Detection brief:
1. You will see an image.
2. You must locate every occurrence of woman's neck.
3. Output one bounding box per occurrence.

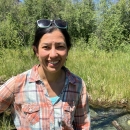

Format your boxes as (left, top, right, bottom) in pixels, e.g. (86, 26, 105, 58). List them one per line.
(38, 65, 64, 83)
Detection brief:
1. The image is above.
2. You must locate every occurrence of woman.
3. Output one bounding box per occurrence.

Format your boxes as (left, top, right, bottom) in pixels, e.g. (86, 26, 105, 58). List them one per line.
(0, 19, 91, 129)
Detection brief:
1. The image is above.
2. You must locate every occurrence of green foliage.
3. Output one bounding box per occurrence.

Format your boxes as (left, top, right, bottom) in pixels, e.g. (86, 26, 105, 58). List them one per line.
(60, 0, 95, 42)
(0, 47, 38, 81)
(0, 0, 129, 51)
(88, 0, 130, 51)
(1, 45, 130, 103)
(66, 45, 130, 103)
(0, 111, 15, 129)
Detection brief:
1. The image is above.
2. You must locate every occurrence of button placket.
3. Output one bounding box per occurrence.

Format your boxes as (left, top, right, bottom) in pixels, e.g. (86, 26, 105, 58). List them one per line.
(29, 108, 32, 113)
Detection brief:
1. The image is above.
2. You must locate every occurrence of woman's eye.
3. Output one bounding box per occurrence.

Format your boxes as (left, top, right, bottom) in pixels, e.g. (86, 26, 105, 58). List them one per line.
(57, 46, 65, 49)
(42, 46, 49, 49)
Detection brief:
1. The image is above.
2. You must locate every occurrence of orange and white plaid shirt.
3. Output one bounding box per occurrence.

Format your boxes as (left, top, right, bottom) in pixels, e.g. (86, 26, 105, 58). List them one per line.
(0, 65, 91, 130)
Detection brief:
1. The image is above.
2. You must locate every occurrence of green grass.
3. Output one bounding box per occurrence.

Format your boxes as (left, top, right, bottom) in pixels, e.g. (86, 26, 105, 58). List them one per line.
(66, 46, 130, 108)
(0, 46, 130, 105)
(0, 111, 15, 130)
(0, 45, 130, 129)
(0, 47, 38, 81)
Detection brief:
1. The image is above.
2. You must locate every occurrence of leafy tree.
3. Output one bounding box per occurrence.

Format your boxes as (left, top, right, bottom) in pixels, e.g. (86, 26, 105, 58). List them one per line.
(0, 0, 23, 48)
(0, 0, 129, 51)
(118, 0, 130, 44)
(89, 0, 129, 51)
(60, 0, 95, 44)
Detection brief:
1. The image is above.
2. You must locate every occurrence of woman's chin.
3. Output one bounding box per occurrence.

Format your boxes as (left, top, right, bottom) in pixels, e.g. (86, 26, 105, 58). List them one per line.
(46, 67, 61, 73)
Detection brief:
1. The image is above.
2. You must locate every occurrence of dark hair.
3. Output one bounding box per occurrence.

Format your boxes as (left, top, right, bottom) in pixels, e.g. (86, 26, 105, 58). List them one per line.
(33, 25, 72, 54)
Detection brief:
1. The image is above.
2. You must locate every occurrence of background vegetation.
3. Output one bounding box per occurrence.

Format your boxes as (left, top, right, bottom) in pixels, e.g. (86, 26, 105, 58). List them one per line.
(0, 0, 130, 129)
(0, 0, 129, 50)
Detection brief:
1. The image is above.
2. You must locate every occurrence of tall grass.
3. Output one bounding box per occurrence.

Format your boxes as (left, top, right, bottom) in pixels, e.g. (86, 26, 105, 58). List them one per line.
(0, 47, 38, 81)
(66, 45, 130, 108)
(0, 45, 130, 128)
(0, 45, 130, 105)
(0, 112, 15, 130)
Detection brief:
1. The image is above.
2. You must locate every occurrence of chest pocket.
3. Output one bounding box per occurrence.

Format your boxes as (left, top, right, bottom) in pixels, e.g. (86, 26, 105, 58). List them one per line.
(21, 103, 40, 126)
(63, 101, 76, 126)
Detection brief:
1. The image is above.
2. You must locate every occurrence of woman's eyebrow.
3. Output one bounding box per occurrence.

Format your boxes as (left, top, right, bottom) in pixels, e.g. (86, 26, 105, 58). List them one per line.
(41, 42, 50, 45)
(41, 42, 66, 45)
(56, 42, 66, 45)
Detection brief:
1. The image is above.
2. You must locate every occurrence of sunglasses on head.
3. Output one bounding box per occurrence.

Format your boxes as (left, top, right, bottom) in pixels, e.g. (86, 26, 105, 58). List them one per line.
(37, 19, 68, 29)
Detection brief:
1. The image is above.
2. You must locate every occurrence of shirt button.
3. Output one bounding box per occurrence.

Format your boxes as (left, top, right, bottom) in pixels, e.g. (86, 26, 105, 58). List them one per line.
(29, 108, 32, 112)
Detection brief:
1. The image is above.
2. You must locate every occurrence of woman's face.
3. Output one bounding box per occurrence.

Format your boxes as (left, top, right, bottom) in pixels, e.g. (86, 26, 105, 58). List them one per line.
(35, 29, 68, 74)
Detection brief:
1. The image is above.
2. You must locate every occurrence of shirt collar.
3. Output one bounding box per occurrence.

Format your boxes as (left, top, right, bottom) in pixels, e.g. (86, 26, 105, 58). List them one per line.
(63, 67, 77, 85)
(28, 65, 77, 85)
(28, 65, 41, 82)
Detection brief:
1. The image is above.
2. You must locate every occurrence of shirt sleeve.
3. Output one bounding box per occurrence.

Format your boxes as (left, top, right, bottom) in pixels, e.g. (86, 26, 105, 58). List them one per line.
(73, 80, 91, 130)
(0, 77, 16, 113)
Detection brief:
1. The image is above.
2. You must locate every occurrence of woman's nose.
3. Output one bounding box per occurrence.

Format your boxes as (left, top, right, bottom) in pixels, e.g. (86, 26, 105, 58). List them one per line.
(49, 48, 58, 58)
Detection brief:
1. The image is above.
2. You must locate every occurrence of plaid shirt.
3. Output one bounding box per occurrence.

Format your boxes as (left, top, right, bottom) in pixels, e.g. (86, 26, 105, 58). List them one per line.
(0, 65, 91, 130)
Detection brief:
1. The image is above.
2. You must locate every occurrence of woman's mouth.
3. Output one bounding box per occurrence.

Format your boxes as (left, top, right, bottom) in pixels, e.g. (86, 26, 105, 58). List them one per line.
(48, 61, 59, 65)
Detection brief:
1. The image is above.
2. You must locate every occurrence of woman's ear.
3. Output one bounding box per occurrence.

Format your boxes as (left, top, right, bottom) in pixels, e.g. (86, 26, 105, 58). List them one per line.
(32, 46, 39, 57)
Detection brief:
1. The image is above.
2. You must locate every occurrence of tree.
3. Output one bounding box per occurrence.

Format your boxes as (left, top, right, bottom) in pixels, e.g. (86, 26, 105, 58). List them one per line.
(60, 0, 96, 43)
(89, 0, 129, 51)
(0, 0, 24, 48)
(0, 0, 129, 51)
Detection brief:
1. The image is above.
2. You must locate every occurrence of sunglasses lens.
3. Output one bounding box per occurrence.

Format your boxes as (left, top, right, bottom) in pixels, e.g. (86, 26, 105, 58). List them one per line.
(37, 19, 50, 28)
(37, 19, 67, 29)
(55, 20, 67, 28)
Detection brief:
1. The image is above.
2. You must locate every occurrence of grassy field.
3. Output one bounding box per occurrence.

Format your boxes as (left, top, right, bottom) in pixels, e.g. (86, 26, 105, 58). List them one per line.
(67, 46, 130, 108)
(0, 45, 130, 129)
(0, 46, 130, 106)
